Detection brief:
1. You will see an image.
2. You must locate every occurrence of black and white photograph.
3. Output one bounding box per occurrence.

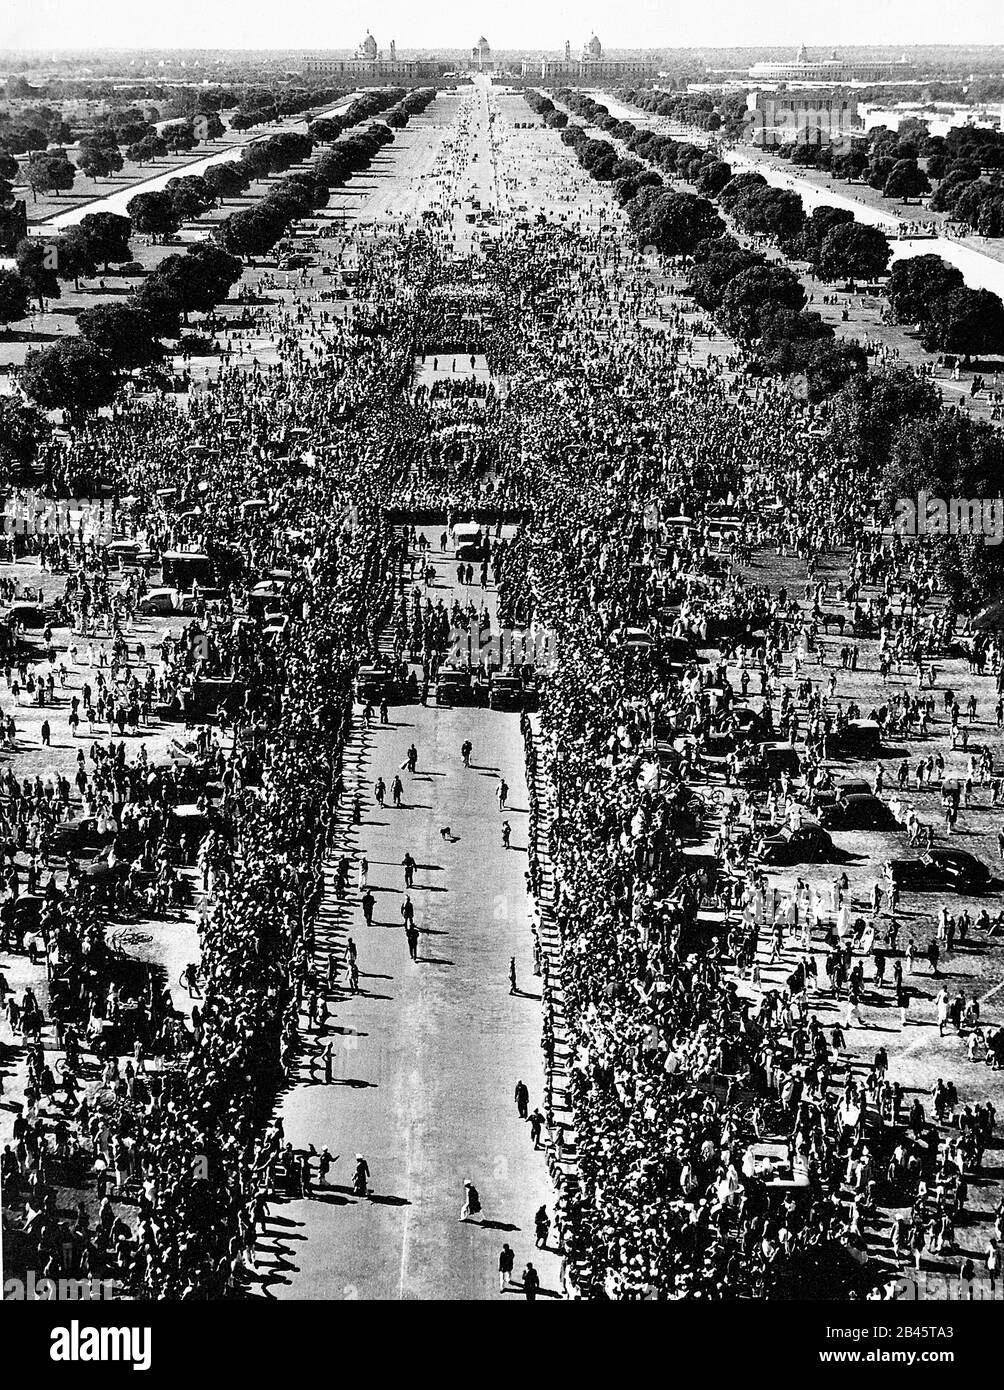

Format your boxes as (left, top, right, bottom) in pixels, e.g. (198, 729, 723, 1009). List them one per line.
(0, 0, 1003, 1365)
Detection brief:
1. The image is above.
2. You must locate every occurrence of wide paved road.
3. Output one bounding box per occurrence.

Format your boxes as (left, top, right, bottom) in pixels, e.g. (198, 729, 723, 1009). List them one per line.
(257, 529, 561, 1300)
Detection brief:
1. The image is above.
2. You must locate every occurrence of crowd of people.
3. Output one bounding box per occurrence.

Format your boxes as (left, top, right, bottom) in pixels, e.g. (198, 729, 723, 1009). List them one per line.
(1, 77, 1003, 1304)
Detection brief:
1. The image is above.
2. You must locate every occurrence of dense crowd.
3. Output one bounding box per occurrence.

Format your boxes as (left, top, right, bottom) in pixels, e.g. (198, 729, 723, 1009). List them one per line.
(2, 79, 1004, 1303)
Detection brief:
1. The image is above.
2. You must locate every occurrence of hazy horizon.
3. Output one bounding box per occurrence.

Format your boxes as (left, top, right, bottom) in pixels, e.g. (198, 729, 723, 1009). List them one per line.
(5, 0, 1002, 56)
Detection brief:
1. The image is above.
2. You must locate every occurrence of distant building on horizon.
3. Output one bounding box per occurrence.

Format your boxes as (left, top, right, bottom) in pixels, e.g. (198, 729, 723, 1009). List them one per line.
(472, 36, 493, 72)
(304, 30, 448, 81)
(748, 45, 915, 85)
(526, 33, 656, 84)
(750, 89, 863, 148)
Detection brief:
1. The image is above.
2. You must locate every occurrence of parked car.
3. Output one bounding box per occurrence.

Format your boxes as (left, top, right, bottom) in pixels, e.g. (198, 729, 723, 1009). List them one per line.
(828, 719, 882, 757)
(136, 588, 176, 616)
(818, 793, 898, 830)
(487, 673, 525, 711)
(454, 523, 485, 561)
(758, 823, 834, 865)
(355, 665, 400, 705)
(435, 667, 475, 706)
(889, 850, 991, 895)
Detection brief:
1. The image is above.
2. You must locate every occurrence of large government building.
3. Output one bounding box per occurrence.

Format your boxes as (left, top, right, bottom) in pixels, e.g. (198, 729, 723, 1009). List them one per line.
(749, 90, 863, 148)
(303, 32, 449, 81)
(748, 45, 915, 85)
(525, 34, 657, 83)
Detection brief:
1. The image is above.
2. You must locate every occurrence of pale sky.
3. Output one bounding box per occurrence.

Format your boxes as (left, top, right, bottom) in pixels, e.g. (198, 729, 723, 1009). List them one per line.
(3, 0, 1001, 54)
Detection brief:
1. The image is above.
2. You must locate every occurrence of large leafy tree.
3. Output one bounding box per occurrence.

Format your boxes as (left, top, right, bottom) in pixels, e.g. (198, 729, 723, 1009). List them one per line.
(0, 268, 30, 329)
(214, 205, 289, 259)
(0, 397, 49, 476)
(14, 237, 60, 308)
(127, 189, 180, 242)
(804, 340, 868, 404)
(53, 227, 98, 288)
(921, 286, 1004, 357)
(77, 211, 133, 271)
(202, 161, 249, 202)
(832, 148, 868, 182)
(885, 255, 965, 326)
(628, 189, 724, 256)
(719, 263, 806, 339)
(882, 158, 931, 202)
(76, 302, 163, 369)
(21, 338, 118, 422)
(817, 223, 891, 281)
(827, 366, 941, 473)
(730, 185, 805, 243)
(786, 205, 854, 262)
(132, 276, 184, 337)
(25, 150, 74, 199)
(79, 144, 124, 181)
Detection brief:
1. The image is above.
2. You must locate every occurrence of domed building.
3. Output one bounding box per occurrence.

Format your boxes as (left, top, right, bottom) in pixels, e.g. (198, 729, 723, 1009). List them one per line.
(471, 36, 493, 71)
(305, 31, 449, 81)
(533, 32, 655, 84)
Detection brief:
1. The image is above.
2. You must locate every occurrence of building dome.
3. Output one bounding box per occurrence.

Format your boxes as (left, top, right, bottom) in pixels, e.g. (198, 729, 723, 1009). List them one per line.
(586, 33, 602, 60)
(359, 31, 378, 60)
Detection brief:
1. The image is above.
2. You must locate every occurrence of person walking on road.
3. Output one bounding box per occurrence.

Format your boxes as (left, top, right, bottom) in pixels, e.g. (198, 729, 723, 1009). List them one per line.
(406, 923, 420, 961)
(509, 956, 518, 995)
(392, 774, 404, 808)
(361, 890, 375, 926)
(374, 776, 386, 808)
(522, 1262, 540, 1301)
(501, 820, 511, 849)
(403, 852, 416, 888)
(406, 743, 418, 773)
(461, 739, 473, 768)
(529, 1108, 544, 1149)
(497, 777, 509, 810)
(534, 1205, 550, 1249)
(514, 1079, 529, 1119)
(459, 1180, 482, 1222)
(402, 895, 415, 930)
(498, 1243, 515, 1293)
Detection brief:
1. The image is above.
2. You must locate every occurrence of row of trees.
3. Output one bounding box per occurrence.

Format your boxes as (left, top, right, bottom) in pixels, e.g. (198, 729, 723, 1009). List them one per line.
(217, 87, 437, 259)
(528, 94, 862, 394)
(827, 361, 1004, 610)
(7, 87, 438, 408)
(554, 94, 1004, 610)
(0, 211, 134, 329)
(607, 90, 1004, 358)
(885, 254, 1004, 356)
(930, 172, 1004, 239)
(687, 233, 868, 393)
(610, 85, 749, 139)
(228, 86, 346, 133)
(15, 236, 244, 418)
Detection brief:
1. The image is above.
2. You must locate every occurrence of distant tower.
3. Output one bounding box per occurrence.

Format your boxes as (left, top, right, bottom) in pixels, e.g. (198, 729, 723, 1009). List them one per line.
(795, 42, 809, 64)
(564, 39, 571, 62)
(474, 36, 492, 71)
(390, 39, 396, 61)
